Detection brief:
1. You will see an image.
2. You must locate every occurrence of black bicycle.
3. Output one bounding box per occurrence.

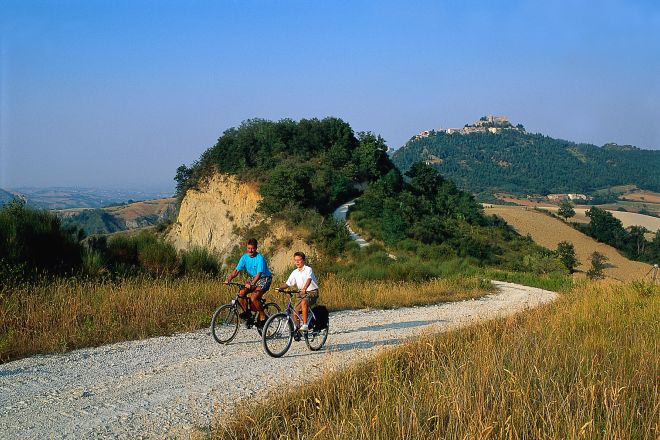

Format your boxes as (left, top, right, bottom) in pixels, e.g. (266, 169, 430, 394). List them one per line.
(261, 288, 329, 358)
(210, 282, 280, 344)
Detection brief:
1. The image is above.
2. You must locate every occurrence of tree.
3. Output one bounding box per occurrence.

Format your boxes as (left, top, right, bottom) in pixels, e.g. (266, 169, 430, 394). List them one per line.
(174, 164, 193, 197)
(586, 251, 608, 279)
(586, 207, 625, 247)
(556, 241, 578, 273)
(558, 200, 575, 220)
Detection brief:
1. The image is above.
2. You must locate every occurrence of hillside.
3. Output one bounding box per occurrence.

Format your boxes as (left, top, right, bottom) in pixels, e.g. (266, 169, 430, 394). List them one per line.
(0, 189, 18, 205)
(485, 205, 652, 281)
(58, 198, 176, 235)
(391, 116, 660, 198)
(5, 187, 173, 210)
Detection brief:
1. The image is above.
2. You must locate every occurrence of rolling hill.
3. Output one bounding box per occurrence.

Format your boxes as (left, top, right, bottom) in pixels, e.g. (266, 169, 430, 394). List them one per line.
(391, 116, 660, 198)
(485, 205, 652, 282)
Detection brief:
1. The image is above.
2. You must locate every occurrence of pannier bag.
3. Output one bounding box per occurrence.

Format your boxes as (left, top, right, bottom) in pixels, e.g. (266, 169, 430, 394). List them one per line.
(311, 305, 329, 330)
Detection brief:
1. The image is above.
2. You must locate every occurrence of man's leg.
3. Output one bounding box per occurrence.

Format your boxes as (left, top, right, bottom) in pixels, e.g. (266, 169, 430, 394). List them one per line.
(238, 288, 250, 319)
(250, 288, 266, 321)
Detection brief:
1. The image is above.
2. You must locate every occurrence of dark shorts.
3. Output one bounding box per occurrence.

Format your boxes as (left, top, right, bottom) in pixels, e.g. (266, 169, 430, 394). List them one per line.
(254, 276, 272, 292)
(295, 289, 319, 312)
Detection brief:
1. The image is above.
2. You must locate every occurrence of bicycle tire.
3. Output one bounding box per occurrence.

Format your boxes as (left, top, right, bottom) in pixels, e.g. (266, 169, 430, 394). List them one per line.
(255, 302, 282, 336)
(211, 304, 239, 344)
(262, 313, 293, 358)
(305, 322, 329, 351)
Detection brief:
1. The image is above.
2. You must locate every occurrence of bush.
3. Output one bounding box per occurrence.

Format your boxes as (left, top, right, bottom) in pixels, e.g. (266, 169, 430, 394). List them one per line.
(181, 246, 220, 275)
(0, 200, 82, 276)
(587, 251, 608, 279)
(556, 241, 578, 273)
(134, 232, 179, 276)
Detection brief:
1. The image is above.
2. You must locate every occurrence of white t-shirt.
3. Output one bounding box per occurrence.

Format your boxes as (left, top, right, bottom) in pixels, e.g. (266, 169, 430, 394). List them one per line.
(286, 265, 319, 291)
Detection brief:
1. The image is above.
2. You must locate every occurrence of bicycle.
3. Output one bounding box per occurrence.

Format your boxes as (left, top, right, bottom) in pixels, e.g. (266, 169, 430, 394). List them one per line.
(261, 288, 329, 358)
(210, 282, 280, 344)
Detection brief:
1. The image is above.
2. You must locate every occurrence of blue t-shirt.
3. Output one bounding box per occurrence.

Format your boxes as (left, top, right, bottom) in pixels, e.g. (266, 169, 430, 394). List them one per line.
(235, 253, 272, 277)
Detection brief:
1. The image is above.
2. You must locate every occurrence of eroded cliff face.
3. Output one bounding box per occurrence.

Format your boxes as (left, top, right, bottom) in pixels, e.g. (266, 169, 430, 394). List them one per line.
(168, 173, 314, 276)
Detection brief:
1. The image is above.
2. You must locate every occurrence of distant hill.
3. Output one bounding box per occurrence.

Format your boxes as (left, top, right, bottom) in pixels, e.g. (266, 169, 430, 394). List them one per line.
(7, 187, 174, 210)
(58, 198, 177, 235)
(391, 116, 660, 198)
(0, 188, 19, 205)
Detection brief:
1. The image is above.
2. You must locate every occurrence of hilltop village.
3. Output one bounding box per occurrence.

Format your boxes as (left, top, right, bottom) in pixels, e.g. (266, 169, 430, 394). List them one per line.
(413, 115, 525, 141)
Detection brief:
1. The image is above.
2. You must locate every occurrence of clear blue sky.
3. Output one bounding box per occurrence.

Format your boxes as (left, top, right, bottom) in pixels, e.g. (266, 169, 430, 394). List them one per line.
(1, 0, 659, 189)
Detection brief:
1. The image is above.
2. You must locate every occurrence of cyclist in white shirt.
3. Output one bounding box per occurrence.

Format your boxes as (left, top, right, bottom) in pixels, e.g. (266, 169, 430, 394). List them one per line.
(279, 251, 319, 332)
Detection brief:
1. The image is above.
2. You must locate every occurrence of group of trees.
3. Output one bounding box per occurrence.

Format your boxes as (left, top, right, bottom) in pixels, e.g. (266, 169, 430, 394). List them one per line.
(349, 162, 545, 266)
(392, 130, 660, 198)
(175, 118, 393, 215)
(575, 207, 660, 263)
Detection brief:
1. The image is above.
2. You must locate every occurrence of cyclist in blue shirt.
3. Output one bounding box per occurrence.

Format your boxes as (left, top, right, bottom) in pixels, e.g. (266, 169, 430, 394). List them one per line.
(224, 238, 273, 328)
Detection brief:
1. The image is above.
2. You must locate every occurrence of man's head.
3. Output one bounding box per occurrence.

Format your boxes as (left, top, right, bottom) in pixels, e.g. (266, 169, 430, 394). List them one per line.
(246, 238, 258, 256)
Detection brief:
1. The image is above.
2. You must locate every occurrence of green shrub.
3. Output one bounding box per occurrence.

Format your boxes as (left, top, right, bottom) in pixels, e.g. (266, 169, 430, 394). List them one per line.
(134, 232, 179, 276)
(0, 200, 82, 276)
(181, 246, 220, 275)
(82, 249, 105, 277)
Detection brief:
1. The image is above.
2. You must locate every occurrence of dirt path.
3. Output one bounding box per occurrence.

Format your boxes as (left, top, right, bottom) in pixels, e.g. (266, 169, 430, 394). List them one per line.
(0, 281, 556, 439)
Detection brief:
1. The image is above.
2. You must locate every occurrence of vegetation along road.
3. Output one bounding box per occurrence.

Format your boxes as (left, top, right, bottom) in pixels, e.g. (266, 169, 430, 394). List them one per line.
(0, 281, 556, 439)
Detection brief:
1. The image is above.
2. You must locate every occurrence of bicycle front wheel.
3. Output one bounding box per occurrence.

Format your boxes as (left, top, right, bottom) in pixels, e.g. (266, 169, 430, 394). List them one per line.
(262, 313, 293, 358)
(256, 302, 283, 336)
(305, 322, 329, 351)
(211, 304, 239, 344)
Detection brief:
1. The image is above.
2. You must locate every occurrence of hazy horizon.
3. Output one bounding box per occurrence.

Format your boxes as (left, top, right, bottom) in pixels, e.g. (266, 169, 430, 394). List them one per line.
(2, 1, 659, 188)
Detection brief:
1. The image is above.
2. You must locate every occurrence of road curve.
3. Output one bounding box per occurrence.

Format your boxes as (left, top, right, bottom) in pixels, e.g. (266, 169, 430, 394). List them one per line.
(0, 281, 557, 439)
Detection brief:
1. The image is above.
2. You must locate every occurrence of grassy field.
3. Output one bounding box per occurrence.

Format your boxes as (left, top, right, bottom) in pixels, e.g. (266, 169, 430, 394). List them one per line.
(215, 281, 659, 439)
(485, 205, 653, 282)
(0, 275, 488, 363)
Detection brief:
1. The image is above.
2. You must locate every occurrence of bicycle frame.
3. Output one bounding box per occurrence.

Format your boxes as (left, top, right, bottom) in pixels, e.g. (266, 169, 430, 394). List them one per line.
(281, 290, 315, 328)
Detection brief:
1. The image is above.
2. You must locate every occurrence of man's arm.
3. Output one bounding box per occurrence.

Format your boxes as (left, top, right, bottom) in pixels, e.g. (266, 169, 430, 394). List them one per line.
(224, 269, 239, 284)
(249, 272, 263, 287)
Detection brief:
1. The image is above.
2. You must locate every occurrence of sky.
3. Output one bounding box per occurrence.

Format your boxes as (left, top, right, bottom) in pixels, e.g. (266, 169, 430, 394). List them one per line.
(1, 0, 659, 189)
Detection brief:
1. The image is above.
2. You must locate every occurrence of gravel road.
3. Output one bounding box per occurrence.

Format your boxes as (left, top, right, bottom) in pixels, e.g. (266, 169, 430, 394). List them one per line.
(0, 281, 556, 439)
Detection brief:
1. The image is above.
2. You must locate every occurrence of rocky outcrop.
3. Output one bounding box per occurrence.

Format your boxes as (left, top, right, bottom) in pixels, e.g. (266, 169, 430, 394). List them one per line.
(168, 173, 314, 275)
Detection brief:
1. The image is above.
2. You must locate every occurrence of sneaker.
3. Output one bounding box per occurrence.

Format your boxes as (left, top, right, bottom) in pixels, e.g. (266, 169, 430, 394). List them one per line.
(300, 323, 309, 332)
(239, 310, 251, 320)
(244, 316, 254, 328)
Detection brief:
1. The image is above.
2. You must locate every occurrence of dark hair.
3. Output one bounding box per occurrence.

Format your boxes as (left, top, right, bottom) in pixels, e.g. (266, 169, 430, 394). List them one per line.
(247, 238, 258, 247)
(293, 251, 306, 261)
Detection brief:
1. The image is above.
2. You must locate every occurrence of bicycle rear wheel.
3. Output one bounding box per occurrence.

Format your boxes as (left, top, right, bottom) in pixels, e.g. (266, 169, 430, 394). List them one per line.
(262, 313, 293, 358)
(305, 322, 329, 351)
(211, 304, 239, 344)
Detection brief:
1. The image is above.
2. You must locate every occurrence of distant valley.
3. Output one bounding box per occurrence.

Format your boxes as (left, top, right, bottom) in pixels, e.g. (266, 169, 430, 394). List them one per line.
(0, 186, 174, 210)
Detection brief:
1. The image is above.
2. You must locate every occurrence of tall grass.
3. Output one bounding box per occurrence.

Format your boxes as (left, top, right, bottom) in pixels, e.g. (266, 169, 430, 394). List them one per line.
(0, 276, 227, 362)
(0, 275, 487, 363)
(216, 281, 659, 439)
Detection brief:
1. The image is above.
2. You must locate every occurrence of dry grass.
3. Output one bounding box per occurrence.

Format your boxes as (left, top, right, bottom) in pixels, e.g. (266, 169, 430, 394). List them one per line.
(215, 281, 659, 440)
(486, 205, 652, 282)
(0, 275, 487, 363)
(0, 276, 228, 362)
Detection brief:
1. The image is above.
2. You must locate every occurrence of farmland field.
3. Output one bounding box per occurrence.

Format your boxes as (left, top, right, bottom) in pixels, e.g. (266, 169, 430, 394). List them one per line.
(485, 205, 653, 282)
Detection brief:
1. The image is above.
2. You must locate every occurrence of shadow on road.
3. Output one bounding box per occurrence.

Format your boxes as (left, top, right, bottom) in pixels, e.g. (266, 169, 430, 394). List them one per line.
(332, 337, 403, 351)
(355, 319, 445, 332)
